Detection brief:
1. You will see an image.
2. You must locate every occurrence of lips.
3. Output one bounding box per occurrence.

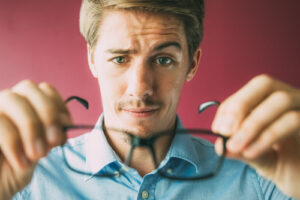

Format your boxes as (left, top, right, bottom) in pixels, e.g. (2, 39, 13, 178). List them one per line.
(122, 107, 159, 117)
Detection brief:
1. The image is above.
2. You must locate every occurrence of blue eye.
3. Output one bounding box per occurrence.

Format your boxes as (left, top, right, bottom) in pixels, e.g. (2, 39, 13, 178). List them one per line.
(155, 57, 173, 65)
(112, 56, 126, 64)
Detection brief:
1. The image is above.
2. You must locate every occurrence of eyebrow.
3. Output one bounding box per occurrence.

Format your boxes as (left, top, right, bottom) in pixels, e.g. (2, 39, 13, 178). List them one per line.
(105, 49, 137, 54)
(153, 42, 182, 52)
(105, 42, 182, 55)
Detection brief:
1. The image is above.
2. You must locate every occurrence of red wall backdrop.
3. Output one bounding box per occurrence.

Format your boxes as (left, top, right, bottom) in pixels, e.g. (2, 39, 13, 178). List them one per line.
(0, 0, 300, 133)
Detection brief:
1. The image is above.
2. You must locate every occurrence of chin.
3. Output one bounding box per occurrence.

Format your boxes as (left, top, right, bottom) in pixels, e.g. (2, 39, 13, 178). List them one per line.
(120, 119, 159, 135)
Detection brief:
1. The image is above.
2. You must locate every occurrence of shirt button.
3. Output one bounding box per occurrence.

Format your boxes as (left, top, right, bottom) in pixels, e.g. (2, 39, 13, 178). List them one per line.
(141, 190, 149, 199)
(114, 171, 120, 178)
(167, 168, 173, 174)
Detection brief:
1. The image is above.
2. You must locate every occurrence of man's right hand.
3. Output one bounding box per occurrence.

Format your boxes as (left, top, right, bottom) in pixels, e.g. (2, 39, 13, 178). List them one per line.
(0, 80, 72, 200)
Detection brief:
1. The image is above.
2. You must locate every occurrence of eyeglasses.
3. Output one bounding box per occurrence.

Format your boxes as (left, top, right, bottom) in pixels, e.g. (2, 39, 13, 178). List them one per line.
(62, 96, 228, 181)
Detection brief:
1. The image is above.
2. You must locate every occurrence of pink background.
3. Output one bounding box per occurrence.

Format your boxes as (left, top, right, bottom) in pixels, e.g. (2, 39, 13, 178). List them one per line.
(0, 0, 299, 134)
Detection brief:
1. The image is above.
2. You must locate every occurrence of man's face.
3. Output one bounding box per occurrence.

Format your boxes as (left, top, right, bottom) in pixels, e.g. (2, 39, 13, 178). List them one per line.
(89, 10, 199, 135)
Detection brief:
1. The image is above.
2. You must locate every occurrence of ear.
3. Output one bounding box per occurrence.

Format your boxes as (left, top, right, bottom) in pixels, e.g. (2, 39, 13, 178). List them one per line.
(186, 48, 201, 82)
(87, 44, 98, 78)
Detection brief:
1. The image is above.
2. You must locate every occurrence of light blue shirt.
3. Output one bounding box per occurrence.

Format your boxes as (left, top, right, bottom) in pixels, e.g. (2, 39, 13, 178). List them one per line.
(13, 115, 294, 200)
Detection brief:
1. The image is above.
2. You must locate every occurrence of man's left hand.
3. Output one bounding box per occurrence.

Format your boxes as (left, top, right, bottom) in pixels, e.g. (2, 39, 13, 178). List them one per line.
(212, 74, 300, 199)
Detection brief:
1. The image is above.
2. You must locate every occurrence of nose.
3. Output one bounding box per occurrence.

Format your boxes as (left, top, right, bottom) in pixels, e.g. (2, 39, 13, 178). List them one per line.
(126, 60, 154, 99)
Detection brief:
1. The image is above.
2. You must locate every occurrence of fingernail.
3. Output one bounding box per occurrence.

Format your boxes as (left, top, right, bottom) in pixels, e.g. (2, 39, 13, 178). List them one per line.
(46, 126, 61, 144)
(19, 153, 30, 168)
(227, 132, 244, 153)
(35, 139, 46, 156)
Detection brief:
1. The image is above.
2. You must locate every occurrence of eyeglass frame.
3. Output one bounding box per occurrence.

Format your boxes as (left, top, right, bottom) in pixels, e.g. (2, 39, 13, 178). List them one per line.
(61, 96, 229, 181)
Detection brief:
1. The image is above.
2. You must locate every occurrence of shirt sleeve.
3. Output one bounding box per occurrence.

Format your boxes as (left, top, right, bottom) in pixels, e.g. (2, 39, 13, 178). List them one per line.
(255, 171, 297, 200)
(11, 185, 31, 200)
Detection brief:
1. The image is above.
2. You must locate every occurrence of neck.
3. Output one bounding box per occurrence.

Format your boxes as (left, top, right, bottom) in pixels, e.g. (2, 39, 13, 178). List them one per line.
(104, 125, 175, 177)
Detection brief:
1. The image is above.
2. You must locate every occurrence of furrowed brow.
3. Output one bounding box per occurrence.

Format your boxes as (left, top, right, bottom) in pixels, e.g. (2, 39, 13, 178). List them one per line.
(105, 42, 182, 54)
(153, 42, 182, 52)
(105, 49, 137, 54)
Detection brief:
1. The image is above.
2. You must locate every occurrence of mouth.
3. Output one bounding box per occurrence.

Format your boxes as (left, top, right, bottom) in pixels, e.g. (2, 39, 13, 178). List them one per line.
(122, 107, 159, 118)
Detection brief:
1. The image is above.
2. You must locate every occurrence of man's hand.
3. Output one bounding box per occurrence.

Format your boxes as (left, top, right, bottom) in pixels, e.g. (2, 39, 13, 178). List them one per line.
(0, 80, 71, 200)
(212, 74, 300, 199)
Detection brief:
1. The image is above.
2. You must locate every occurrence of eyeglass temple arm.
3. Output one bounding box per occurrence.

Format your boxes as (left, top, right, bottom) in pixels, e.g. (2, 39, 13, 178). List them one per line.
(65, 96, 89, 110)
(125, 135, 160, 168)
(198, 100, 220, 114)
(125, 145, 134, 166)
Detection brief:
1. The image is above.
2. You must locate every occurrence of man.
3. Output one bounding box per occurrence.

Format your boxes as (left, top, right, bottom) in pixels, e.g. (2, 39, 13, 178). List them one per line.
(0, 0, 299, 199)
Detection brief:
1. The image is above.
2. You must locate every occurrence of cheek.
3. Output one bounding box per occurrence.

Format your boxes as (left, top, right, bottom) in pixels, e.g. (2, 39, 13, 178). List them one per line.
(97, 71, 127, 106)
(159, 75, 185, 106)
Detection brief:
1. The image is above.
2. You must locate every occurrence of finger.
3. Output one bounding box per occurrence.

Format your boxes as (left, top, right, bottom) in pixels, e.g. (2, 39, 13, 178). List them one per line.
(12, 80, 64, 147)
(39, 82, 72, 125)
(242, 110, 300, 159)
(227, 90, 300, 153)
(0, 114, 32, 170)
(214, 137, 243, 159)
(0, 89, 47, 161)
(39, 82, 72, 145)
(214, 138, 222, 155)
(212, 74, 296, 135)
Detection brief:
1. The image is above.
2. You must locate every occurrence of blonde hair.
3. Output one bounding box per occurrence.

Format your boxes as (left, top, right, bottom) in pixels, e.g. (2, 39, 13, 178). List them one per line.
(79, 0, 205, 61)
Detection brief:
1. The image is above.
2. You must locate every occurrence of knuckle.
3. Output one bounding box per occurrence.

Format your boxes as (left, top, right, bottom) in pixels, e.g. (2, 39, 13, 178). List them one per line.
(255, 74, 273, 83)
(39, 82, 52, 90)
(39, 82, 58, 94)
(260, 129, 275, 143)
(0, 90, 22, 109)
(287, 111, 300, 124)
(0, 89, 14, 101)
(252, 74, 274, 88)
(241, 114, 266, 135)
(273, 90, 293, 105)
(219, 101, 246, 119)
(19, 79, 36, 87)
(241, 119, 256, 134)
(13, 79, 37, 93)
(248, 114, 264, 127)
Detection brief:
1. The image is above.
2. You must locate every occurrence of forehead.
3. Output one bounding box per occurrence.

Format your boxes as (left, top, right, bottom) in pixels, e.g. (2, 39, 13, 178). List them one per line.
(96, 9, 186, 50)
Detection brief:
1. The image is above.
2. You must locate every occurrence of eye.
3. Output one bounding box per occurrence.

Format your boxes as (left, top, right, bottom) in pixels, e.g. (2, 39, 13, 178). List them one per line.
(154, 57, 173, 66)
(112, 56, 127, 64)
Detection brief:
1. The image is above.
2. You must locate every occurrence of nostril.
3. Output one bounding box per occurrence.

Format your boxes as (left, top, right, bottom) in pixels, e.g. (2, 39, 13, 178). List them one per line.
(144, 89, 154, 97)
(129, 88, 154, 99)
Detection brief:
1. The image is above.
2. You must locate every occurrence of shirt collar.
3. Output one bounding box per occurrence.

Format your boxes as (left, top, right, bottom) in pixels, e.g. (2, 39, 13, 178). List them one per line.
(85, 114, 120, 174)
(162, 117, 203, 172)
(84, 114, 205, 175)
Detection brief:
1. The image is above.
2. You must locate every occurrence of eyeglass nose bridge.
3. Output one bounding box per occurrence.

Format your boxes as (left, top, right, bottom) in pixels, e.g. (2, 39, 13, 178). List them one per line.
(130, 135, 157, 147)
(126, 134, 160, 168)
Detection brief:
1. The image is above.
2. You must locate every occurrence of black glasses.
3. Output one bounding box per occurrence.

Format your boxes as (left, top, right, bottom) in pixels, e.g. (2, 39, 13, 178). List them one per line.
(62, 96, 228, 181)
